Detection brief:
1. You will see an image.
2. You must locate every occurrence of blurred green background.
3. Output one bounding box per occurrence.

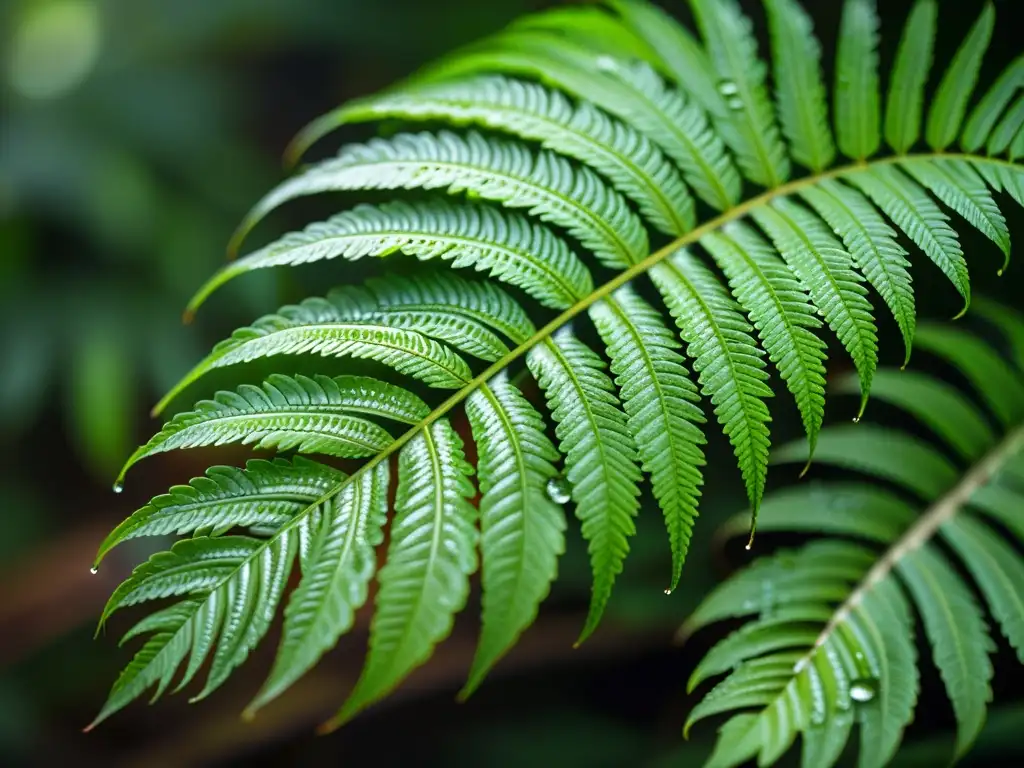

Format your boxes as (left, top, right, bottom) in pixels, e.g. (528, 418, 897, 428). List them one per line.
(1, 0, 1022, 765)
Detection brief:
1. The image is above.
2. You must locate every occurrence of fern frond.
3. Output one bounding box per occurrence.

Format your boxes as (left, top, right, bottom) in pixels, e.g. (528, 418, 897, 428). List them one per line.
(327, 420, 478, 727)
(687, 313, 1024, 767)
(235, 131, 647, 269)
(527, 331, 641, 644)
(834, 0, 880, 160)
(461, 374, 565, 696)
(589, 286, 706, 592)
(291, 76, 694, 236)
(95, 0, 1024, 738)
(884, 0, 936, 154)
(925, 3, 995, 151)
(651, 249, 772, 521)
(193, 202, 591, 314)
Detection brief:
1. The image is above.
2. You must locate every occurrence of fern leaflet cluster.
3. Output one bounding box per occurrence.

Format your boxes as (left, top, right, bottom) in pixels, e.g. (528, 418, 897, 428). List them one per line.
(91, 0, 1024, 737)
(684, 302, 1024, 767)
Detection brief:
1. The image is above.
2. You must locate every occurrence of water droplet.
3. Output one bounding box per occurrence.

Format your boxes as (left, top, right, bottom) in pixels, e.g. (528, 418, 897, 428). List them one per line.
(727, 96, 744, 111)
(850, 677, 878, 703)
(112, 482, 124, 494)
(744, 542, 752, 550)
(851, 416, 860, 424)
(997, 268, 1004, 277)
(664, 588, 673, 595)
(545, 475, 572, 505)
(89, 566, 99, 575)
(594, 54, 618, 73)
(718, 80, 739, 97)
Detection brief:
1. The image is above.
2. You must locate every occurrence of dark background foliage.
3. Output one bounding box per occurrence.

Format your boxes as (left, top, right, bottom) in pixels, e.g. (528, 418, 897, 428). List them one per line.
(1, 0, 1021, 765)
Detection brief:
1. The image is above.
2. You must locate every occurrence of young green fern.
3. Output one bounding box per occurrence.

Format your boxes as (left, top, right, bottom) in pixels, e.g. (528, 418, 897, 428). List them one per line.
(92, 0, 1024, 733)
(684, 303, 1024, 767)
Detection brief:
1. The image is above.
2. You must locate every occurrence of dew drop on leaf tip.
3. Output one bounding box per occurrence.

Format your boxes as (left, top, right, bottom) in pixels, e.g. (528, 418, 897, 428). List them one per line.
(89, 566, 99, 575)
(112, 482, 124, 494)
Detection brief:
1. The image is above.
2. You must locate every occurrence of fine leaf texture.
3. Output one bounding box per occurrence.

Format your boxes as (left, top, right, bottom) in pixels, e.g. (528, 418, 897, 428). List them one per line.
(687, 314, 1024, 768)
(249, 463, 390, 713)
(293, 75, 695, 236)
(329, 420, 478, 727)
(589, 286, 706, 591)
(95, 0, 1024, 742)
(651, 249, 772, 521)
(461, 374, 566, 695)
(527, 331, 642, 644)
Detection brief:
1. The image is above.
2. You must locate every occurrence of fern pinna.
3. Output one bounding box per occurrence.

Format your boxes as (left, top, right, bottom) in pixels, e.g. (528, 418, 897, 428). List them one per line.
(684, 302, 1024, 767)
(91, 0, 1023, 742)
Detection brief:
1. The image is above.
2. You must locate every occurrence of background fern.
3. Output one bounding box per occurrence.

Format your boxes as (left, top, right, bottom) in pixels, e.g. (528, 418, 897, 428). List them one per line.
(683, 304, 1024, 768)
(89, 0, 1024, 752)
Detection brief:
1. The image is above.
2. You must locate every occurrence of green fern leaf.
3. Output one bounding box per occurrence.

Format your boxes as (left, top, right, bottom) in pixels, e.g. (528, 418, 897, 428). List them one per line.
(773, 424, 958, 499)
(461, 374, 565, 696)
(738, 482, 916, 543)
(834, 0, 880, 160)
(943, 515, 1024, 662)
(248, 464, 389, 713)
(291, 76, 694, 236)
(884, 0, 936, 154)
(601, 0, 724, 117)
(688, 0, 790, 187)
(896, 544, 993, 759)
(848, 164, 970, 313)
(914, 323, 1024, 427)
(752, 199, 877, 413)
(414, 33, 742, 211)
(925, 3, 995, 151)
(900, 157, 1010, 270)
(192, 201, 591, 314)
(961, 55, 1024, 152)
(831, 369, 995, 461)
(763, 0, 834, 171)
(527, 331, 641, 644)
(701, 223, 827, 456)
(94, 529, 299, 722)
(988, 95, 1024, 157)
(651, 249, 773, 520)
(589, 286, 706, 592)
(800, 179, 915, 364)
(234, 131, 647, 269)
(96, 457, 342, 566)
(156, 308, 473, 415)
(973, 296, 1024, 369)
(120, 375, 419, 482)
(328, 420, 478, 727)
